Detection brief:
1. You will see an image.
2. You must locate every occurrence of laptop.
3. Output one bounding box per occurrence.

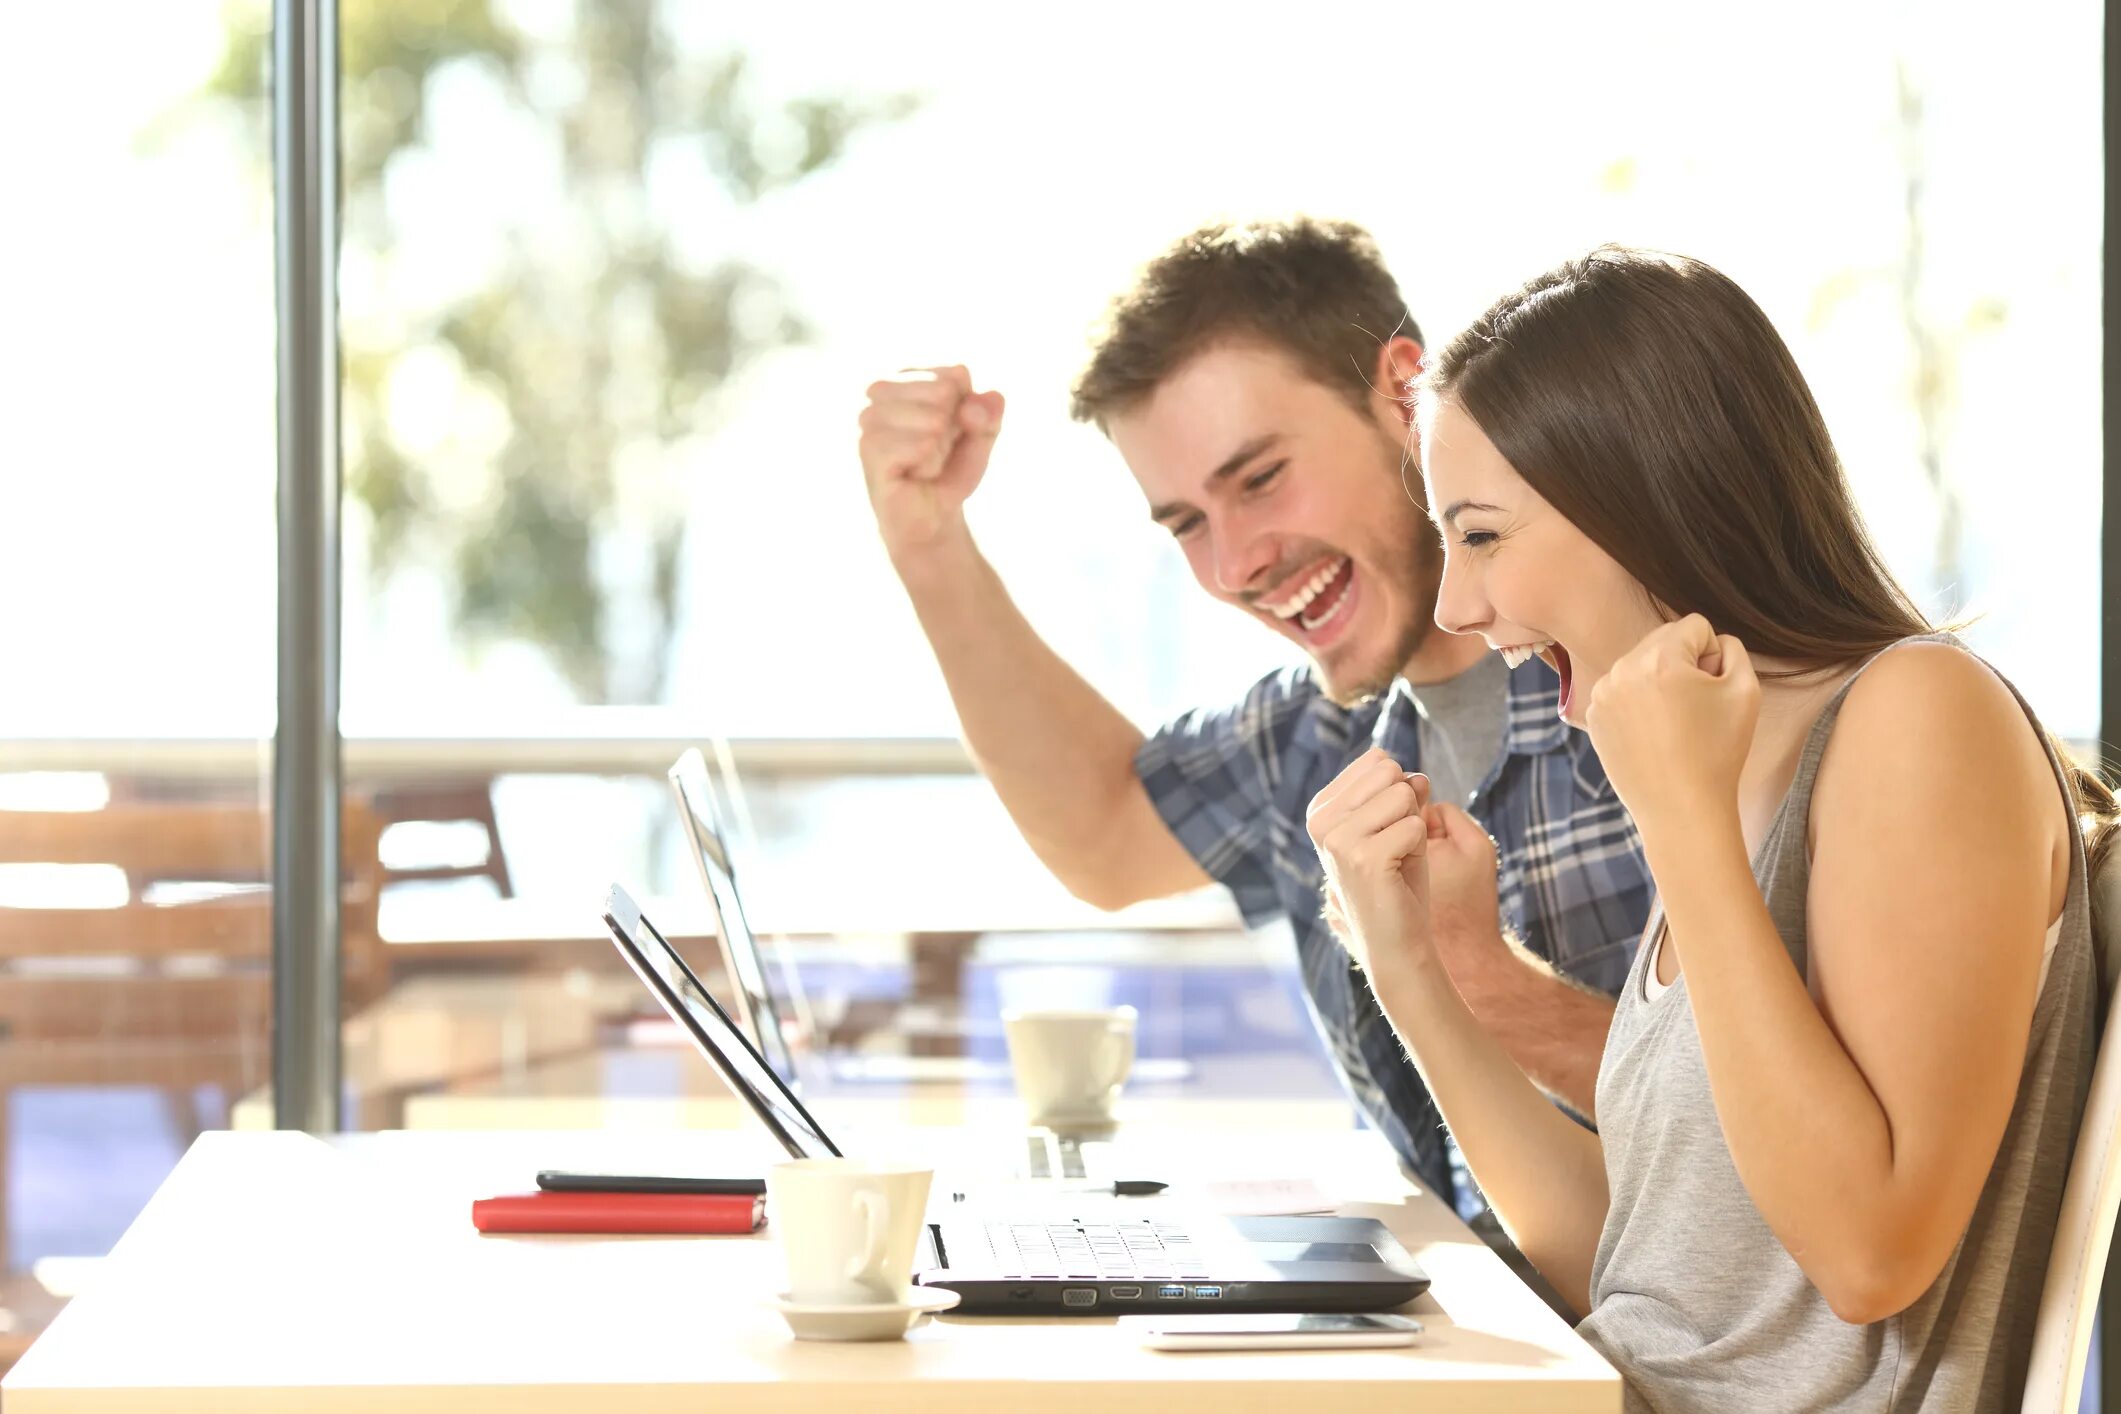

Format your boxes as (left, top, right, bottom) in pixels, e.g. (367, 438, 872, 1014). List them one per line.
(667, 749, 1109, 1183)
(601, 883, 1430, 1315)
(666, 748, 805, 1085)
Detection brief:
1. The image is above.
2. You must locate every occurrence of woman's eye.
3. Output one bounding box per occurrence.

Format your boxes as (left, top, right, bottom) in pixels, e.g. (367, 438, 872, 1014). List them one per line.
(1459, 530, 1499, 549)
(1243, 460, 1287, 493)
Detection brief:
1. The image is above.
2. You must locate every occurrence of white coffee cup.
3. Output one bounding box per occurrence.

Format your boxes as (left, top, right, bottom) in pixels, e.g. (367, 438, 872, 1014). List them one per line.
(1002, 1005, 1137, 1130)
(766, 1159, 933, 1306)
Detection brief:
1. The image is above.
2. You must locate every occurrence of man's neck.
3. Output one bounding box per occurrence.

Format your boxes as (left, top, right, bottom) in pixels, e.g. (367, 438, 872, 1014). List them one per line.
(1399, 629, 1495, 688)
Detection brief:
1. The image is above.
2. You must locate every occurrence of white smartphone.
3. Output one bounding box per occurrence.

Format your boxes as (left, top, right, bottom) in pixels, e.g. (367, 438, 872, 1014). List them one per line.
(1122, 1312, 1423, 1351)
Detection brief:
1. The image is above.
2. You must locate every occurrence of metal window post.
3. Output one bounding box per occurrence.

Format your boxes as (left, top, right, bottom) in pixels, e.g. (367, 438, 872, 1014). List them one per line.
(271, 0, 342, 1134)
(2098, 5, 2119, 1408)
(2104, 5, 2120, 799)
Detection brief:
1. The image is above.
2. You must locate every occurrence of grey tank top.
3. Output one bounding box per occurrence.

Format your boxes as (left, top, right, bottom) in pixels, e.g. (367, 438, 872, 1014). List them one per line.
(1578, 633, 2097, 1412)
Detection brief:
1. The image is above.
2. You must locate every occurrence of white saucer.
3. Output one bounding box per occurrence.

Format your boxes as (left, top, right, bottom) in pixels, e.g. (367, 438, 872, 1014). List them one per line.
(768, 1286, 961, 1342)
(1031, 1113, 1121, 1137)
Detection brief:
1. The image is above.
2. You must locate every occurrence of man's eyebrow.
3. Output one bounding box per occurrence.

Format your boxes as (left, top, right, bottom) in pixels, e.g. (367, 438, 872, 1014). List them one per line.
(1440, 499, 1504, 525)
(1207, 432, 1282, 485)
(1149, 433, 1283, 524)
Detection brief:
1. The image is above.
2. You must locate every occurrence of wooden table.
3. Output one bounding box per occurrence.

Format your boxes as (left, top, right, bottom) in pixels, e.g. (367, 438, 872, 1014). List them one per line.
(2, 1128, 1620, 1412)
(377, 883, 1243, 1062)
(377, 884, 1240, 958)
(0, 723, 973, 780)
(227, 972, 653, 1131)
(388, 1065, 1356, 1134)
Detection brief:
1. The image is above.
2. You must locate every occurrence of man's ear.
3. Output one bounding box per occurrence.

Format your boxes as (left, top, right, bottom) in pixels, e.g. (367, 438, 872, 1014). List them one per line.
(1372, 336, 1425, 427)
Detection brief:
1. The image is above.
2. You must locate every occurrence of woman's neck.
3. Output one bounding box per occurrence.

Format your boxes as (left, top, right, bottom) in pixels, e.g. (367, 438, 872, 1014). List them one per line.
(1737, 658, 1858, 828)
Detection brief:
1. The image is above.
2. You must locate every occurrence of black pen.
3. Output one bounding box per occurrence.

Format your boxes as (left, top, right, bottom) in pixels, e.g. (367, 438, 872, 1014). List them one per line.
(953, 1180, 1167, 1201)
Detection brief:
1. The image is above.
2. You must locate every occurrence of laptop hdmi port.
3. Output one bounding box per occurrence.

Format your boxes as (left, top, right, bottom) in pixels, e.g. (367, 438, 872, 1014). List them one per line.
(1108, 1286, 1142, 1300)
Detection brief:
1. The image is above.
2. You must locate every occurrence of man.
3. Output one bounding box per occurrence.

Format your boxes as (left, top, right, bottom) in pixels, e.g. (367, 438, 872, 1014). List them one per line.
(855, 218, 1650, 1213)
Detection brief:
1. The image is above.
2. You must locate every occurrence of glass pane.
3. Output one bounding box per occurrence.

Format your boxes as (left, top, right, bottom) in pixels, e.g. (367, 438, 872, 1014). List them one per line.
(317, 1, 1338, 1143)
(0, 0, 276, 1371)
(322, 4, 2098, 1148)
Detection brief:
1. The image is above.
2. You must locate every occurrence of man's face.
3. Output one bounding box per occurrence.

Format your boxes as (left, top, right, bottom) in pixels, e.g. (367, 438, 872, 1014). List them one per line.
(1110, 341, 1441, 705)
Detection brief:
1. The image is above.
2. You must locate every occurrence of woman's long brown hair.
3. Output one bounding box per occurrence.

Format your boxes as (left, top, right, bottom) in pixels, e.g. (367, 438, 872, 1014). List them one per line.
(1419, 245, 2117, 877)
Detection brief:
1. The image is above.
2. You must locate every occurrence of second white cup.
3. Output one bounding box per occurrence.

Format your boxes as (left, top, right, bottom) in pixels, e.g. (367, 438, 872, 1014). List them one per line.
(1002, 1005, 1137, 1130)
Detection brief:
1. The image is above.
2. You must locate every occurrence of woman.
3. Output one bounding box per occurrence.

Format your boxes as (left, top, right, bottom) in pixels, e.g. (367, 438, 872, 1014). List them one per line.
(1310, 246, 2116, 1410)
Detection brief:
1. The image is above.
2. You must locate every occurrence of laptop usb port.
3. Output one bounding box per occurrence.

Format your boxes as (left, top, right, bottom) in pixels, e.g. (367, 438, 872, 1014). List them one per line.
(1191, 1285, 1224, 1299)
(1108, 1286, 1142, 1300)
(1157, 1284, 1187, 1299)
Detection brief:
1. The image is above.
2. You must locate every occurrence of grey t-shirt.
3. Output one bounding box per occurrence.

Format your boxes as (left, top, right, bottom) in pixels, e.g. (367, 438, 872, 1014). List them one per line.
(1411, 651, 1510, 809)
(1580, 633, 2095, 1410)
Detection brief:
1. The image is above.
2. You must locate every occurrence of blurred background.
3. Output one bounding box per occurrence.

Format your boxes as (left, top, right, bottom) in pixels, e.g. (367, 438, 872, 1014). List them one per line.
(0, 0, 2102, 1379)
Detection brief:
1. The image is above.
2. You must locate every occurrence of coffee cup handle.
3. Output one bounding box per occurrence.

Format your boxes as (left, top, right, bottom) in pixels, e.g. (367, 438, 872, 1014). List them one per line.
(844, 1189, 886, 1284)
(1100, 1023, 1131, 1091)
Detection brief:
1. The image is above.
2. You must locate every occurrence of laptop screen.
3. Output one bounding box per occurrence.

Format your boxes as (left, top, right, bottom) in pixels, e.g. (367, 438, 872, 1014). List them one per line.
(603, 884, 839, 1162)
(667, 749, 800, 1086)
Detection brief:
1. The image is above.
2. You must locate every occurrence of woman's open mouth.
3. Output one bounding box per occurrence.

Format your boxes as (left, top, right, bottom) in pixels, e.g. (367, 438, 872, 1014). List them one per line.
(1498, 638, 1575, 720)
(1541, 644, 1575, 718)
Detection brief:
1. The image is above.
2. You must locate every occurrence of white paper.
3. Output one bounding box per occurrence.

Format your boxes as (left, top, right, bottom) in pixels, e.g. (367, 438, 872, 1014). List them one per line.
(1184, 1177, 1338, 1216)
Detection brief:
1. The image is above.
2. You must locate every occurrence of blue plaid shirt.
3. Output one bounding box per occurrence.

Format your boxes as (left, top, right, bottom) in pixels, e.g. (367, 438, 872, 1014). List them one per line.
(1136, 658, 1651, 1202)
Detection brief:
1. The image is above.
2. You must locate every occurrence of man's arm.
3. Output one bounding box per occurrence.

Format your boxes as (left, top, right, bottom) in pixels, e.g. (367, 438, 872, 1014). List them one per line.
(896, 525, 1210, 908)
(859, 366, 1210, 910)
(1432, 924, 1613, 1121)
(1418, 799, 1617, 1119)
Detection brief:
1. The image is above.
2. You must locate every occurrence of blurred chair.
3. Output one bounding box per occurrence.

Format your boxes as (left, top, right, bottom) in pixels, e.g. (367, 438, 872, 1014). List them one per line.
(368, 779, 513, 897)
(0, 799, 387, 1271)
(2022, 841, 2121, 1413)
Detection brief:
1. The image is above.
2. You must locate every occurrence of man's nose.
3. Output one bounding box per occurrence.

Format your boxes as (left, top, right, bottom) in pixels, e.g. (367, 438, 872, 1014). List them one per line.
(1212, 527, 1281, 598)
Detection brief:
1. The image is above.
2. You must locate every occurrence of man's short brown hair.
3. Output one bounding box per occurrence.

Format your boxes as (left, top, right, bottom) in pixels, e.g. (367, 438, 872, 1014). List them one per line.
(1069, 217, 1422, 431)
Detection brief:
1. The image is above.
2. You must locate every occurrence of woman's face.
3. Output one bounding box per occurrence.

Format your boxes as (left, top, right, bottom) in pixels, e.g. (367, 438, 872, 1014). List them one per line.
(1417, 395, 1663, 726)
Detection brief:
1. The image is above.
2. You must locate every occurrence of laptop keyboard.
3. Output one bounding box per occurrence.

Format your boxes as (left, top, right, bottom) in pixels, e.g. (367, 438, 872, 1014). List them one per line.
(1023, 1132, 1089, 1180)
(986, 1220, 1211, 1280)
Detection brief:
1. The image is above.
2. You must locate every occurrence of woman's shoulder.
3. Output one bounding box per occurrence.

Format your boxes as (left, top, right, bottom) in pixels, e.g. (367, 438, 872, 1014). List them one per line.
(1820, 638, 2060, 826)
(1834, 639, 2035, 747)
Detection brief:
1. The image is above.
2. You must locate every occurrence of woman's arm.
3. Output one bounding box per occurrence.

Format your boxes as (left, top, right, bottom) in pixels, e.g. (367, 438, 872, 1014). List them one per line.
(1310, 752, 1611, 1315)
(1605, 633, 2060, 1324)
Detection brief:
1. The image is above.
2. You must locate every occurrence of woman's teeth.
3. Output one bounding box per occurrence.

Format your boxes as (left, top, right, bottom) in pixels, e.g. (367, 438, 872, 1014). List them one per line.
(1265, 557, 1351, 621)
(1497, 640, 1554, 670)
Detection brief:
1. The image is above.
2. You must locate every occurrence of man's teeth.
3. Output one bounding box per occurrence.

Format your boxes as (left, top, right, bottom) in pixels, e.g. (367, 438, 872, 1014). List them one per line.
(1498, 640, 1554, 670)
(1265, 558, 1350, 620)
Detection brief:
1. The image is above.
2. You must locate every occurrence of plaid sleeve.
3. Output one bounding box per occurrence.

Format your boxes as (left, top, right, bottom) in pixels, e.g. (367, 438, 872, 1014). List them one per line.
(1134, 666, 1317, 929)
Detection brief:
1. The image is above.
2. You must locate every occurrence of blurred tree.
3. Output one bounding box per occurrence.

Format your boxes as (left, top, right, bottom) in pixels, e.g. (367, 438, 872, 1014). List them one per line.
(1809, 60, 1997, 620)
(198, 0, 914, 702)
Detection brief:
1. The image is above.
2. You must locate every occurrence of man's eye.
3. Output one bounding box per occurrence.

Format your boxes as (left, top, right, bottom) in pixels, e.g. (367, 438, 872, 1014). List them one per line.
(1244, 460, 1287, 493)
(1169, 515, 1204, 538)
